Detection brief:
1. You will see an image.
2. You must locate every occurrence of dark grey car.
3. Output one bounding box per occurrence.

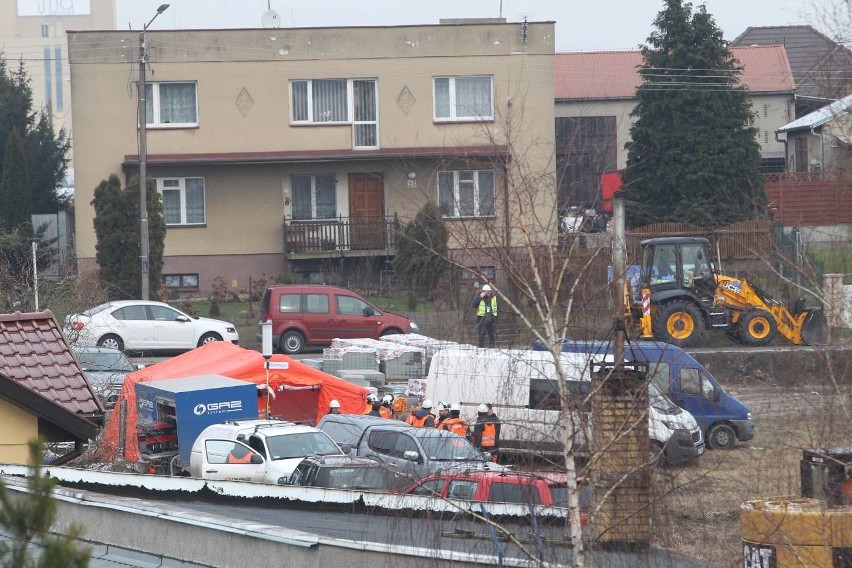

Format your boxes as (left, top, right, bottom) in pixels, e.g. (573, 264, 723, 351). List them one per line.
(73, 346, 140, 409)
(317, 414, 503, 481)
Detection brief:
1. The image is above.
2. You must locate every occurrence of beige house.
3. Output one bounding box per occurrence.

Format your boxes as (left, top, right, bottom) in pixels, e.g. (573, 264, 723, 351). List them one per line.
(553, 45, 795, 208)
(68, 22, 556, 295)
(0, 0, 115, 176)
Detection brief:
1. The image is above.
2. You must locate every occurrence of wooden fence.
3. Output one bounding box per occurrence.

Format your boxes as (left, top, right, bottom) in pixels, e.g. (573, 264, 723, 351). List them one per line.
(627, 219, 774, 260)
(764, 173, 852, 226)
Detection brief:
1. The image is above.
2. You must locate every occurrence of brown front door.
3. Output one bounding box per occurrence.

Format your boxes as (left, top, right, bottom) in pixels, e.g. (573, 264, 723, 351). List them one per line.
(794, 137, 809, 173)
(349, 173, 385, 250)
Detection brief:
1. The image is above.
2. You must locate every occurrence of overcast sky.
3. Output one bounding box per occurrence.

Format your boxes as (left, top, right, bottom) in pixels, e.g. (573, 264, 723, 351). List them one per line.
(116, 0, 825, 51)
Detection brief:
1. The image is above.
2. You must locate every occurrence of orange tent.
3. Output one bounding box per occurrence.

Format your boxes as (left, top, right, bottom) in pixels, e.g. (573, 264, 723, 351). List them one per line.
(101, 341, 368, 463)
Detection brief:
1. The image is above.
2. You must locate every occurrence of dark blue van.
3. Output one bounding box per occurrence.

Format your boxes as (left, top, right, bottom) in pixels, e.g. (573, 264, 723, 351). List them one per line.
(534, 340, 755, 450)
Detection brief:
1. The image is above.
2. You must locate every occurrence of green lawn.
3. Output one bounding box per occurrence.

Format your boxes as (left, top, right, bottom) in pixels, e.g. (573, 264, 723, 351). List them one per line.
(811, 247, 852, 282)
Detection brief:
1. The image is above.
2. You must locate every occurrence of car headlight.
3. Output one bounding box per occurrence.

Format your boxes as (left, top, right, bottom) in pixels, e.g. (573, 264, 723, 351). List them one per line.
(409, 321, 419, 329)
(661, 420, 680, 431)
(747, 412, 752, 421)
(226, 327, 236, 333)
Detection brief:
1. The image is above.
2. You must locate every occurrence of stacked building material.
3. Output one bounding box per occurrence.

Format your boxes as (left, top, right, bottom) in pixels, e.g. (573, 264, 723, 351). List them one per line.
(322, 346, 379, 375)
(331, 338, 425, 381)
(379, 333, 465, 372)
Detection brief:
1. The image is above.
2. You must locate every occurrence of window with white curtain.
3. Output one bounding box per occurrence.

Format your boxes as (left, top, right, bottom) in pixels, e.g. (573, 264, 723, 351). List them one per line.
(433, 76, 493, 121)
(290, 78, 378, 148)
(156, 177, 206, 225)
(290, 174, 337, 220)
(144, 82, 198, 126)
(438, 170, 496, 218)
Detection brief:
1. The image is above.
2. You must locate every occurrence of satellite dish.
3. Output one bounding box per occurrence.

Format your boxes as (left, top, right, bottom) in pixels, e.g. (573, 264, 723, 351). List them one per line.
(261, 9, 281, 28)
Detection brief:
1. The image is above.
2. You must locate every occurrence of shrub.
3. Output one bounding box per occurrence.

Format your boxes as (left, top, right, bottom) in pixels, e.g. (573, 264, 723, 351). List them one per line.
(209, 297, 221, 318)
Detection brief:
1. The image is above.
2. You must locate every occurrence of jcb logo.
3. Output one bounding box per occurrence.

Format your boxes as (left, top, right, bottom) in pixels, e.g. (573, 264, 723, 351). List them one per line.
(193, 401, 243, 416)
(743, 542, 775, 568)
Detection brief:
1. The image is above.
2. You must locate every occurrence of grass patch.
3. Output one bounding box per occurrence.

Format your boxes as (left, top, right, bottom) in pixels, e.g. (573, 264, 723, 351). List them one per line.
(811, 247, 852, 282)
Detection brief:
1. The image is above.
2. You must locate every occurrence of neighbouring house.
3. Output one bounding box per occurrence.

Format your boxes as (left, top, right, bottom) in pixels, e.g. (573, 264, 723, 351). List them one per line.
(731, 25, 852, 115)
(68, 22, 556, 296)
(777, 93, 852, 174)
(553, 45, 795, 209)
(0, 311, 101, 465)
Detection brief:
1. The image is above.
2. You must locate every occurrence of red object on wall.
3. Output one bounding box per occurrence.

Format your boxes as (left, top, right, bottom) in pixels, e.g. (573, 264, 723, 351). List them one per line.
(600, 171, 623, 213)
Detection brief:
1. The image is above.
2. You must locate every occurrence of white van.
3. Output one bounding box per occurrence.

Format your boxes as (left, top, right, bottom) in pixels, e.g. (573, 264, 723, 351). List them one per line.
(424, 349, 704, 465)
(189, 419, 344, 484)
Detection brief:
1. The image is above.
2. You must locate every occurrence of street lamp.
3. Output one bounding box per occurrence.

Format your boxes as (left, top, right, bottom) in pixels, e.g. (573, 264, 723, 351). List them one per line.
(138, 3, 169, 300)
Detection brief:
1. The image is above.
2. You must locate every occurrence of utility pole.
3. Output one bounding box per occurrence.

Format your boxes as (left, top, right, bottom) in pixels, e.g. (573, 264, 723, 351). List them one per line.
(138, 4, 170, 300)
(612, 196, 626, 366)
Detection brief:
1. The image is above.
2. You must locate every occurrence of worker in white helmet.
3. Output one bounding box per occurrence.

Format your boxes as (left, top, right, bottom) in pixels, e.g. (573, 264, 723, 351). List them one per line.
(473, 402, 501, 461)
(439, 403, 470, 438)
(379, 395, 394, 419)
(471, 283, 498, 348)
(405, 398, 436, 428)
(328, 399, 342, 415)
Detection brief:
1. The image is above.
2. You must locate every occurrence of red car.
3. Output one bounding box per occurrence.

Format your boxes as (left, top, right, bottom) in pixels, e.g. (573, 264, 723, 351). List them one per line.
(258, 285, 419, 354)
(405, 470, 590, 517)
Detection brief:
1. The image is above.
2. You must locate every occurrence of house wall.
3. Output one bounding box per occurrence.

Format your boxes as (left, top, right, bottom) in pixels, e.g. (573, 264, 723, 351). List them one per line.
(556, 93, 792, 170)
(0, 398, 38, 464)
(68, 24, 555, 290)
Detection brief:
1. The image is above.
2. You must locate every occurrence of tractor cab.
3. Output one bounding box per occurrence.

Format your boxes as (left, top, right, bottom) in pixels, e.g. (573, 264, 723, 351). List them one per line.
(638, 237, 716, 301)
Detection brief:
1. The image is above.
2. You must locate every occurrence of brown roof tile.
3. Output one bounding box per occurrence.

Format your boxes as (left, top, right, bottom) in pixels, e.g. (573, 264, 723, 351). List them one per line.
(0, 311, 103, 416)
(555, 45, 794, 100)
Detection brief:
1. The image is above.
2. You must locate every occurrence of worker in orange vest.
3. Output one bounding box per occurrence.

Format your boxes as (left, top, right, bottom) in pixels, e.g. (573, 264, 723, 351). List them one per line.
(406, 398, 436, 428)
(472, 403, 501, 461)
(379, 395, 394, 419)
(227, 443, 254, 464)
(435, 402, 450, 428)
(362, 394, 379, 415)
(440, 403, 470, 438)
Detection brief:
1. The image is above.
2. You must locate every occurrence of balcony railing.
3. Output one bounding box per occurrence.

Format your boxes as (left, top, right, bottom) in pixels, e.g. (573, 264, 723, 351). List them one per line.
(284, 214, 402, 255)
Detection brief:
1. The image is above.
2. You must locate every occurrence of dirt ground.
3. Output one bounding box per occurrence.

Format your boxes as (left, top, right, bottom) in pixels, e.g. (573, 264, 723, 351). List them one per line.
(649, 381, 852, 566)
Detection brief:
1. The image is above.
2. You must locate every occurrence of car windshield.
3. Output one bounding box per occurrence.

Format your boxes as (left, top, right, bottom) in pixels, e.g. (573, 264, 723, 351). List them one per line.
(321, 466, 389, 490)
(649, 383, 680, 414)
(81, 303, 112, 317)
(420, 434, 485, 462)
(266, 432, 342, 460)
(75, 351, 135, 372)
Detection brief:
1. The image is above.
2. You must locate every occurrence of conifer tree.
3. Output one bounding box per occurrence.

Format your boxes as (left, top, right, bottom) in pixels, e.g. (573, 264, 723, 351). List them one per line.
(0, 441, 91, 568)
(0, 128, 32, 232)
(394, 202, 450, 297)
(623, 0, 765, 227)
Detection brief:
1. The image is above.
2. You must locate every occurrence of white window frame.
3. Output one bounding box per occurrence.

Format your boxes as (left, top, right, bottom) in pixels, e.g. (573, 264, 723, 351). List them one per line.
(433, 75, 494, 122)
(145, 81, 199, 128)
(156, 177, 206, 226)
(289, 78, 379, 149)
(438, 170, 496, 219)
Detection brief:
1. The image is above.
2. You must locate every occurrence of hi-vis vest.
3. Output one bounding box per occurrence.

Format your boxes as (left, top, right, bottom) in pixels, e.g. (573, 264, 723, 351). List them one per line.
(481, 423, 497, 447)
(379, 406, 393, 419)
(227, 451, 254, 464)
(441, 417, 469, 437)
(407, 413, 432, 428)
(476, 297, 498, 318)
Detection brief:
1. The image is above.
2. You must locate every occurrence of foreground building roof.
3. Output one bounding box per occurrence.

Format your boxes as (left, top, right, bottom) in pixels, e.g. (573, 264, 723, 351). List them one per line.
(0, 311, 102, 416)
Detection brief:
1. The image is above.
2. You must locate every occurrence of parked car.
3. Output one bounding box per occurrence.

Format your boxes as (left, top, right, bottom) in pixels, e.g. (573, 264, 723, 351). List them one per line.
(287, 455, 405, 491)
(64, 300, 239, 352)
(73, 346, 142, 409)
(189, 419, 345, 484)
(257, 285, 419, 354)
(317, 414, 503, 482)
(405, 470, 590, 512)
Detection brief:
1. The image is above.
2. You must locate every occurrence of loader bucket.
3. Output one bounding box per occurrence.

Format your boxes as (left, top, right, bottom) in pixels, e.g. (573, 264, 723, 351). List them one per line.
(801, 310, 828, 346)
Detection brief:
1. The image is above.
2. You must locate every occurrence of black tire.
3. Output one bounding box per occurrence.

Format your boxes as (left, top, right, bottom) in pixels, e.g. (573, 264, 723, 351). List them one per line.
(97, 334, 124, 352)
(380, 328, 402, 337)
(197, 332, 223, 347)
(739, 310, 777, 346)
(707, 423, 737, 450)
(280, 330, 304, 354)
(653, 302, 704, 347)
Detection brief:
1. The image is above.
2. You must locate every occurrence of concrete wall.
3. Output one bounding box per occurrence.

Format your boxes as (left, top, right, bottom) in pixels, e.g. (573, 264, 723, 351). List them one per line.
(0, 399, 37, 464)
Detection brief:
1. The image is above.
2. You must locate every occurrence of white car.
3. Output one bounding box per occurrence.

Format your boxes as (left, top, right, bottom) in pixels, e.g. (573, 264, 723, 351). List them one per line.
(190, 419, 345, 484)
(64, 300, 239, 352)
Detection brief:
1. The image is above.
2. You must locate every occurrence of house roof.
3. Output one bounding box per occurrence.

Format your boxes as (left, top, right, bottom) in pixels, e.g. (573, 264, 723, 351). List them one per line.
(0, 311, 103, 417)
(0, 374, 98, 441)
(778, 93, 852, 132)
(731, 25, 852, 99)
(554, 45, 795, 100)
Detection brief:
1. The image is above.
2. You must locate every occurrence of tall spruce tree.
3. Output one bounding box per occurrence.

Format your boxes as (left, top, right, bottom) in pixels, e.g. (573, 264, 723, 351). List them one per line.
(394, 202, 450, 297)
(623, 0, 765, 227)
(0, 128, 32, 231)
(92, 175, 165, 299)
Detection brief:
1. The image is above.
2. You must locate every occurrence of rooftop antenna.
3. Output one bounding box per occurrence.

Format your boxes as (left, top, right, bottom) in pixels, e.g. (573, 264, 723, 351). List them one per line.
(261, 0, 281, 28)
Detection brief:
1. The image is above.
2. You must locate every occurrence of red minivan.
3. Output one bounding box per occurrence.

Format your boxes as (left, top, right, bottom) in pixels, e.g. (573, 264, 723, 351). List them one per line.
(258, 285, 419, 354)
